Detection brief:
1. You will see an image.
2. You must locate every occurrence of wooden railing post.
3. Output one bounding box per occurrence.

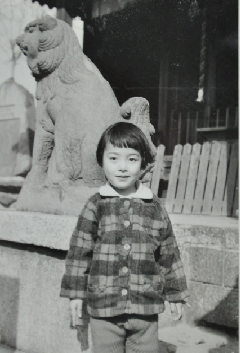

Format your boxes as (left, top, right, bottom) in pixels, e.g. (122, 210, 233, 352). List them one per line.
(177, 112, 182, 144)
(150, 145, 166, 195)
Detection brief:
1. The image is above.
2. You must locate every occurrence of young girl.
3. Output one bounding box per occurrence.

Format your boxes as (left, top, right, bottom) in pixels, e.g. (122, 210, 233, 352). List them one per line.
(60, 122, 189, 353)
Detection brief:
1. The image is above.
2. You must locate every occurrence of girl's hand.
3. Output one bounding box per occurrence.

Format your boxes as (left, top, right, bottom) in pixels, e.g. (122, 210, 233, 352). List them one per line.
(170, 301, 191, 321)
(69, 299, 83, 327)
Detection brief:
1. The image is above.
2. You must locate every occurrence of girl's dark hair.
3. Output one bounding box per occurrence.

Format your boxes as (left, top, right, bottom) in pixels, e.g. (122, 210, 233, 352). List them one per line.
(96, 122, 154, 169)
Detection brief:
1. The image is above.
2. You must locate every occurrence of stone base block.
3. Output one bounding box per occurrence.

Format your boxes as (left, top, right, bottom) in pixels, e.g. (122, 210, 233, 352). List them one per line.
(186, 281, 238, 328)
(224, 252, 239, 288)
(185, 281, 205, 324)
(189, 247, 223, 285)
(202, 285, 238, 328)
(0, 243, 91, 353)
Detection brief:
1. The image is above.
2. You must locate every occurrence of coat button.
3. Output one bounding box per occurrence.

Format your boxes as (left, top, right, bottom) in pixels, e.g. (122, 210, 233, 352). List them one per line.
(122, 289, 128, 296)
(123, 220, 130, 227)
(124, 200, 130, 207)
(124, 244, 130, 250)
(122, 266, 128, 274)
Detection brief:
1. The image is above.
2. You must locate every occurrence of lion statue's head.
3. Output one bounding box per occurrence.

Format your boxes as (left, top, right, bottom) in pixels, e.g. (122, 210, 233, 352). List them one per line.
(16, 15, 86, 84)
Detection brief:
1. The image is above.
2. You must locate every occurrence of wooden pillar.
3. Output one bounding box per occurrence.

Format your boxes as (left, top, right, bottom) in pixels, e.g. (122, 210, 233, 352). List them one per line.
(56, 0, 72, 26)
(205, 43, 216, 111)
(157, 53, 169, 143)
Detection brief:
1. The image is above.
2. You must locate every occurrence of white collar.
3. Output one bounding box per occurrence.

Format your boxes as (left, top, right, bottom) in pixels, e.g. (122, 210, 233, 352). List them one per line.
(99, 181, 153, 199)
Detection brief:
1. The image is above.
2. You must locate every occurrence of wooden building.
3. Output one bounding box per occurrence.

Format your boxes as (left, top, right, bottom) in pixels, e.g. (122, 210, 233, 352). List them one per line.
(36, 0, 238, 152)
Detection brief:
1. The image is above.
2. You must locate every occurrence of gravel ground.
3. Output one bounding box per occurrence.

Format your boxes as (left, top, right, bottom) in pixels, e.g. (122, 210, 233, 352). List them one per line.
(158, 322, 238, 353)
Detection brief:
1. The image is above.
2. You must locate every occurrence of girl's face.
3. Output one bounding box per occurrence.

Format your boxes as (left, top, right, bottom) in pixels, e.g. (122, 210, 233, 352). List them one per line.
(102, 142, 143, 196)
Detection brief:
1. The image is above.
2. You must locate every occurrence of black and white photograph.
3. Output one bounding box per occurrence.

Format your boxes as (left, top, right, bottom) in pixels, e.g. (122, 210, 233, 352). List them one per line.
(0, 1, 238, 353)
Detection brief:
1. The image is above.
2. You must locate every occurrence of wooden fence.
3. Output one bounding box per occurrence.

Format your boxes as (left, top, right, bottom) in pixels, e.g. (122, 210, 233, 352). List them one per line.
(151, 141, 238, 217)
(168, 106, 238, 153)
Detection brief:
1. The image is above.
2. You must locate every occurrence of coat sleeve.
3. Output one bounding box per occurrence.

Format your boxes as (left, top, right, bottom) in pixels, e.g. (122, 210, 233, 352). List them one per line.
(60, 195, 99, 299)
(159, 207, 190, 302)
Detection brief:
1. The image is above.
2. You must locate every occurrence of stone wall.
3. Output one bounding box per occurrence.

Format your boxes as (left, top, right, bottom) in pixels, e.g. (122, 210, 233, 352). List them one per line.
(172, 216, 239, 328)
(0, 211, 238, 353)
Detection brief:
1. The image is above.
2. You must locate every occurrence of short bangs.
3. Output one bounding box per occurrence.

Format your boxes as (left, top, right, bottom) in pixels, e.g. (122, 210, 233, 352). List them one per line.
(96, 122, 154, 169)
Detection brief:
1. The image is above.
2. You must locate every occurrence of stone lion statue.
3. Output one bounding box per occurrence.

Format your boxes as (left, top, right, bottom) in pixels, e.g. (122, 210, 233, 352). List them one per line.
(15, 15, 121, 214)
(16, 15, 120, 186)
(15, 15, 156, 215)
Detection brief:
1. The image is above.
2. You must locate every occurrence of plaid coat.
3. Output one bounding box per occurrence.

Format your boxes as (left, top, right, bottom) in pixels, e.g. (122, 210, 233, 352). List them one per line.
(60, 184, 189, 317)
